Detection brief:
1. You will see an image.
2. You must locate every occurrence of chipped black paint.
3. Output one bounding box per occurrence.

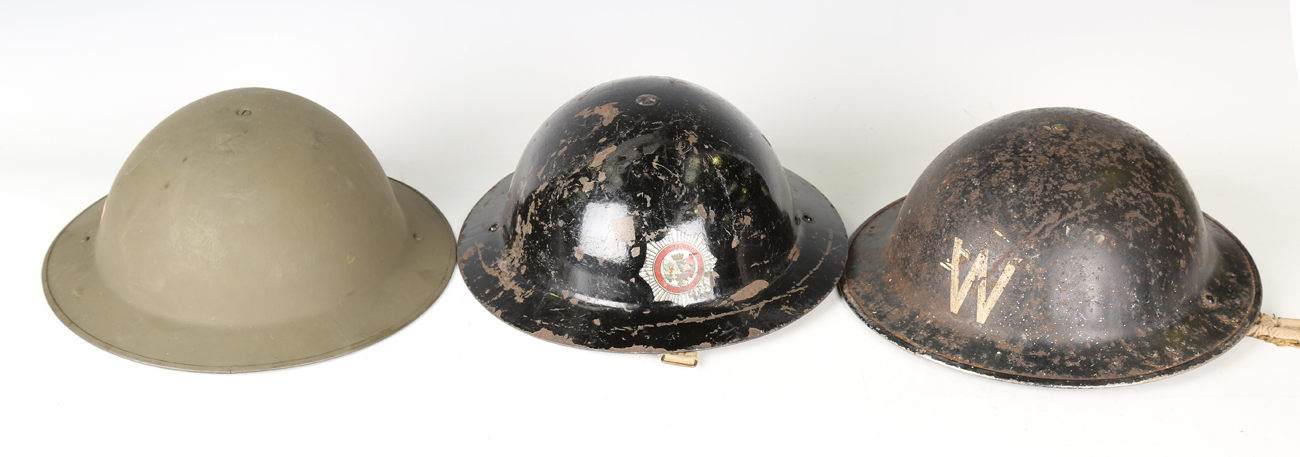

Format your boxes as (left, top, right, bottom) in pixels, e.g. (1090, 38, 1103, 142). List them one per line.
(459, 76, 847, 353)
(839, 108, 1261, 387)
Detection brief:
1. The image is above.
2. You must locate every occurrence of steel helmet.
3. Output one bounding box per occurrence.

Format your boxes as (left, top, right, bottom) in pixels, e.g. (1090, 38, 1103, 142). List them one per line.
(42, 88, 456, 372)
(458, 76, 847, 356)
(841, 107, 1262, 387)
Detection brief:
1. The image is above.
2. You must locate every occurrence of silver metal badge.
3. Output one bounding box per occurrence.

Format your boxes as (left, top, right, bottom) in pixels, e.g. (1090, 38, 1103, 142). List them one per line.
(639, 229, 717, 306)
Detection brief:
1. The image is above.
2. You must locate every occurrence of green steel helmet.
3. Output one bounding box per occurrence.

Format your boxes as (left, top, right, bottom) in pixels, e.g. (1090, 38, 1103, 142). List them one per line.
(42, 88, 456, 373)
(840, 107, 1261, 387)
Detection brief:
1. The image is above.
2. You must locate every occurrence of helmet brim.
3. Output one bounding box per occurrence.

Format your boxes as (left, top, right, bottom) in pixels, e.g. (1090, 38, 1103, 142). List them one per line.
(458, 169, 847, 353)
(42, 178, 456, 373)
(840, 197, 1262, 388)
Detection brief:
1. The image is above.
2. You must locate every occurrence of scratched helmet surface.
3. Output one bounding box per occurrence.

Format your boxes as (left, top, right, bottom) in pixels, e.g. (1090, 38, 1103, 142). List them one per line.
(840, 107, 1260, 387)
(42, 88, 456, 372)
(458, 76, 847, 353)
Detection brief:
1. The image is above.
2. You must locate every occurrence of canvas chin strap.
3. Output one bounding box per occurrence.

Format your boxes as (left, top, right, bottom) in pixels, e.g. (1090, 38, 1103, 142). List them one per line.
(1247, 314, 1300, 348)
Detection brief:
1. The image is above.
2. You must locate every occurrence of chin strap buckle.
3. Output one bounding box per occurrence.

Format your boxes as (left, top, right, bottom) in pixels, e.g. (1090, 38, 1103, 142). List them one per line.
(660, 351, 699, 367)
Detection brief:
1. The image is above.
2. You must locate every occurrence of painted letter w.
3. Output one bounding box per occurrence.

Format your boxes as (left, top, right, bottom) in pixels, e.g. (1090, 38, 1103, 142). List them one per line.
(949, 237, 1017, 324)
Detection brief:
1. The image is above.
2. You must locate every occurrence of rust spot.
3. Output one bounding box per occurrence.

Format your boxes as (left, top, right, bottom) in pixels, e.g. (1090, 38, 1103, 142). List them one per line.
(730, 280, 770, 301)
(1125, 211, 1155, 227)
(1152, 192, 1186, 218)
(461, 247, 474, 260)
(574, 247, 584, 260)
(748, 328, 763, 338)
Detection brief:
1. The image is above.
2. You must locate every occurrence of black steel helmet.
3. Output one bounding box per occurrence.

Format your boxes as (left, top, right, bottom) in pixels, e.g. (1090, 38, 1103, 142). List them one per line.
(458, 76, 847, 354)
(840, 107, 1261, 387)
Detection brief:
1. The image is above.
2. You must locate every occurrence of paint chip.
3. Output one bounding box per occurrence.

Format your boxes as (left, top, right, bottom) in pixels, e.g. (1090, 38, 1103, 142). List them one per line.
(730, 280, 770, 301)
(575, 102, 620, 126)
(591, 145, 617, 168)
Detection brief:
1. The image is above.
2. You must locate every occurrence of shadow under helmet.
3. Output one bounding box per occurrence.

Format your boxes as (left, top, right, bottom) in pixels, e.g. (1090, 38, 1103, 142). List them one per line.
(458, 76, 847, 353)
(840, 107, 1261, 387)
(42, 88, 456, 373)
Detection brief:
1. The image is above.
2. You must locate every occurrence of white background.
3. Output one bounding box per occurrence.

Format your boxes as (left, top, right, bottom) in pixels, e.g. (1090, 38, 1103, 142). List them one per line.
(3, 1, 1298, 455)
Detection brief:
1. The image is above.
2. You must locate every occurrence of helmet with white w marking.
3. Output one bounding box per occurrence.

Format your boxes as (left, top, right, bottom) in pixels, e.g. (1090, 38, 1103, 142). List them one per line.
(840, 107, 1260, 387)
